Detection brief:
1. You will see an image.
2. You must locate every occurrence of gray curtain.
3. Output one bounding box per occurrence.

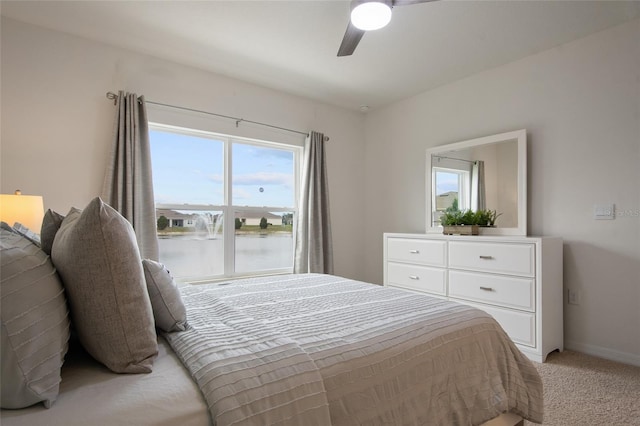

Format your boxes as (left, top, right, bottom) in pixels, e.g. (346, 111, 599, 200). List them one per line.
(471, 160, 486, 211)
(101, 91, 159, 261)
(294, 131, 333, 274)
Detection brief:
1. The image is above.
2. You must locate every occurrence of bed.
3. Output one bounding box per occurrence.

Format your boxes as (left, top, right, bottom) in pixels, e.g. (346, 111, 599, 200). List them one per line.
(0, 337, 209, 426)
(1, 198, 543, 425)
(2, 273, 543, 425)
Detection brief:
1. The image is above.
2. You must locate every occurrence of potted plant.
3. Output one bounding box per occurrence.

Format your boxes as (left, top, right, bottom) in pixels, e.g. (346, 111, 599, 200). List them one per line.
(440, 206, 501, 235)
(473, 209, 502, 227)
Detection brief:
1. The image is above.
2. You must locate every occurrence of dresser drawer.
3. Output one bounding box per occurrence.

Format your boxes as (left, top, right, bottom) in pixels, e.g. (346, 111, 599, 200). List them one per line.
(449, 270, 535, 312)
(387, 262, 446, 295)
(449, 241, 535, 277)
(454, 299, 536, 347)
(387, 238, 446, 267)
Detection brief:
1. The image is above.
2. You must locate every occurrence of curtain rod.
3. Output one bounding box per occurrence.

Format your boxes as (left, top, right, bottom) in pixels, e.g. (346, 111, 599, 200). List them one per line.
(433, 155, 477, 165)
(106, 92, 329, 141)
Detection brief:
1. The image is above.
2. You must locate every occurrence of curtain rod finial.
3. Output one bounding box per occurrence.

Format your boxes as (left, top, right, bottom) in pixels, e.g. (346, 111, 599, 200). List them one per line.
(106, 91, 117, 105)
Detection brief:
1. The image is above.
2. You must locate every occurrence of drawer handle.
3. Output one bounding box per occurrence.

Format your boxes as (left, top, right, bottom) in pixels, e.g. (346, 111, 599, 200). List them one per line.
(479, 255, 494, 260)
(409, 250, 420, 254)
(409, 275, 420, 280)
(480, 286, 494, 291)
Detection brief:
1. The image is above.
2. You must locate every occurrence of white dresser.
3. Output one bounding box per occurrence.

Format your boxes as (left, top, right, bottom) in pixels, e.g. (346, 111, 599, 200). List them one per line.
(383, 233, 563, 363)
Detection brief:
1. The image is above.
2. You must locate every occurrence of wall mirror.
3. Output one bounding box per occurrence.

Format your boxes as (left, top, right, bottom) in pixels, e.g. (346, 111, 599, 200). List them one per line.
(426, 129, 527, 235)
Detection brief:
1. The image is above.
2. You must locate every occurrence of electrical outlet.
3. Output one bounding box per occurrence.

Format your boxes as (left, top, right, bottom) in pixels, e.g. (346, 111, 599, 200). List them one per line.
(568, 289, 581, 305)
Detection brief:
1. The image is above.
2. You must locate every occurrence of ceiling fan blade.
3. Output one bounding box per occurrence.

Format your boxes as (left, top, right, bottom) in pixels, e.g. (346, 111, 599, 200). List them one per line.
(337, 0, 437, 56)
(337, 21, 366, 57)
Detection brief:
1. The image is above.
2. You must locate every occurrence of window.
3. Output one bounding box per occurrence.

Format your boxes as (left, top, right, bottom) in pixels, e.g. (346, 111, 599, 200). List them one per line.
(431, 167, 470, 226)
(149, 123, 300, 280)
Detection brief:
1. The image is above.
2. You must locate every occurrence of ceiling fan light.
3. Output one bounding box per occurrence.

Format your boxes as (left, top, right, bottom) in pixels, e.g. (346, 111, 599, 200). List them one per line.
(351, 2, 392, 31)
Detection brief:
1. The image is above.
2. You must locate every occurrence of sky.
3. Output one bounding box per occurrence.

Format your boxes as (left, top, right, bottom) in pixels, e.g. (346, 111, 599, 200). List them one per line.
(149, 129, 295, 209)
(434, 170, 460, 195)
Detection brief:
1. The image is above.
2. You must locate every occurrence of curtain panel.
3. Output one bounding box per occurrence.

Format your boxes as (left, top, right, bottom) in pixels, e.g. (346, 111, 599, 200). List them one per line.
(101, 91, 159, 261)
(471, 160, 486, 211)
(294, 131, 333, 274)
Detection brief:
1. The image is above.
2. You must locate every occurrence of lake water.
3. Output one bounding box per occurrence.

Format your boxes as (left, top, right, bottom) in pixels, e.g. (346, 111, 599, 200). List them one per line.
(158, 233, 294, 279)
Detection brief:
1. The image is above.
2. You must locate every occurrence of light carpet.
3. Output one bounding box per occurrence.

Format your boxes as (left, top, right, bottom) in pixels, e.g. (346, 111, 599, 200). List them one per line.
(524, 350, 640, 425)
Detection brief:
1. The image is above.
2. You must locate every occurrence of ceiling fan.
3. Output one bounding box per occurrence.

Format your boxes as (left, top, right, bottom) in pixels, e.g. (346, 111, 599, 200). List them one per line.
(337, 0, 437, 57)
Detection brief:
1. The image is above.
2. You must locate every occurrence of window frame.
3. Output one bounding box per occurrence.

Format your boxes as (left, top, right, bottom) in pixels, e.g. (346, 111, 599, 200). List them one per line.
(149, 122, 302, 281)
(432, 166, 471, 210)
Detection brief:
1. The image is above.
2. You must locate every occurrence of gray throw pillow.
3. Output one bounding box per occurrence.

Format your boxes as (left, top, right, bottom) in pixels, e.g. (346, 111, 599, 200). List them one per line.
(1, 229, 70, 409)
(142, 260, 188, 332)
(40, 209, 65, 255)
(51, 197, 157, 374)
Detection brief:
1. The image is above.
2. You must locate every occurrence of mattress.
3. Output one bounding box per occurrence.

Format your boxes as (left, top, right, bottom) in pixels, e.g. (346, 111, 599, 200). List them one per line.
(0, 337, 210, 426)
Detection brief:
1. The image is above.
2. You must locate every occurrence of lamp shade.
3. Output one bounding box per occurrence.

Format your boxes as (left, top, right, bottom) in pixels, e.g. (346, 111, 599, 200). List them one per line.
(0, 191, 45, 233)
(351, 1, 392, 31)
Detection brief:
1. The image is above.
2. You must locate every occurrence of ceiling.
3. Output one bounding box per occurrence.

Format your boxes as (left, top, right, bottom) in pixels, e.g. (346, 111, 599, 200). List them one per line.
(2, 0, 639, 112)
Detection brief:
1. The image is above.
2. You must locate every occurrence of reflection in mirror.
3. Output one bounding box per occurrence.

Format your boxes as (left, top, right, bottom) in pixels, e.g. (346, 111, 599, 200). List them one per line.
(426, 129, 527, 236)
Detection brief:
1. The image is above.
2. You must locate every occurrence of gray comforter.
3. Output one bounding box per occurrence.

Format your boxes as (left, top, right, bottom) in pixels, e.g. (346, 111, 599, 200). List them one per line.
(165, 274, 543, 426)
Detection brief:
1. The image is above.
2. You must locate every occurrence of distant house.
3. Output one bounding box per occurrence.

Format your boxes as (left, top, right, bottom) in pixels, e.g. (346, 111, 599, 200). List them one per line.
(156, 208, 194, 228)
(156, 208, 286, 229)
(235, 210, 283, 226)
(156, 208, 217, 229)
(436, 191, 458, 211)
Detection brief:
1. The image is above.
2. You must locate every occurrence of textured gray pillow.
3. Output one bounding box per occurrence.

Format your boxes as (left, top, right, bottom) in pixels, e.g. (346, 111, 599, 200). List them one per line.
(51, 197, 157, 374)
(1, 229, 70, 409)
(142, 260, 188, 332)
(40, 209, 65, 255)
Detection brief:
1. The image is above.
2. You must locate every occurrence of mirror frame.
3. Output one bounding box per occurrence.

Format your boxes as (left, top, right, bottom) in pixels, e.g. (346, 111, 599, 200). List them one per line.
(425, 129, 527, 236)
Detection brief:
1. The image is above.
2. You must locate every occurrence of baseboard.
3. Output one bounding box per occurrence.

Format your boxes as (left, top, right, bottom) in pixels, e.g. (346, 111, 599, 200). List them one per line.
(565, 340, 640, 367)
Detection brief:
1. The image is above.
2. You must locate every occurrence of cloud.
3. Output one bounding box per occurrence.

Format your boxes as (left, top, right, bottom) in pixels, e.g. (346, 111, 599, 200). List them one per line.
(233, 188, 252, 200)
(229, 172, 293, 186)
(238, 146, 293, 162)
(206, 173, 224, 183)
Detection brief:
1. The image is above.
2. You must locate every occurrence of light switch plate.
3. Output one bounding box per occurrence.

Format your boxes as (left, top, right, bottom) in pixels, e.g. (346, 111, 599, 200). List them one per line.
(593, 204, 615, 220)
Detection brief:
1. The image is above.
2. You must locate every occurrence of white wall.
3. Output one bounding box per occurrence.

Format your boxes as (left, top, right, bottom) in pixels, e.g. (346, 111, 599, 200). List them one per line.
(0, 18, 366, 281)
(364, 19, 640, 365)
(2, 15, 639, 366)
